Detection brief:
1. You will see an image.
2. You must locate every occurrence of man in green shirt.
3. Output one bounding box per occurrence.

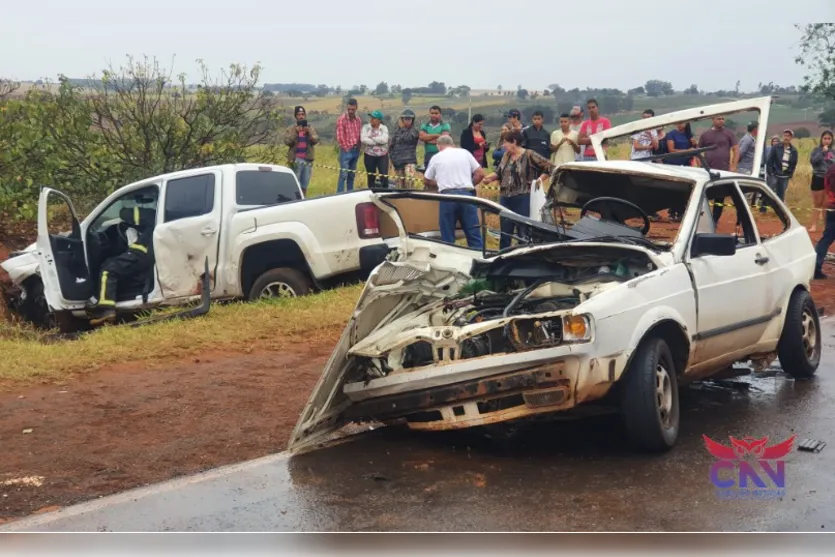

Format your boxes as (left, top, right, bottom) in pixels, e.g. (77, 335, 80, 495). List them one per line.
(419, 105, 451, 168)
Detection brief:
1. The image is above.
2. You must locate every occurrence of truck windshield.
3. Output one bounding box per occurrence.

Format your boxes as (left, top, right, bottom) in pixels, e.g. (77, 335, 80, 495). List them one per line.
(236, 170, 302, 206)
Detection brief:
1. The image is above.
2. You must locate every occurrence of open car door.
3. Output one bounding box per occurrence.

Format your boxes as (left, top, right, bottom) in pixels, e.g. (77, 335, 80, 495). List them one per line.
(36, 187, 94, 311)
(590, 96, 773, 176)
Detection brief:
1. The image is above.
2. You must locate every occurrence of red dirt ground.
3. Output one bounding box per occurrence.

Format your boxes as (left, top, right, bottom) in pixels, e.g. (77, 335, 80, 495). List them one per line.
(3, 215, 835, 524)
(0, 345, 334, 523)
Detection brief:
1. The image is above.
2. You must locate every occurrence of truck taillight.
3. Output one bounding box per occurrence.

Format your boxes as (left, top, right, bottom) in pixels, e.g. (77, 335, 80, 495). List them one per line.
(356, 202, 381, 239)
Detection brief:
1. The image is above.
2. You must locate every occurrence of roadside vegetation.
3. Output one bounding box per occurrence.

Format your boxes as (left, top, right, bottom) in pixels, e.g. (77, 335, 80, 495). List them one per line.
(0, 283, 362, 384)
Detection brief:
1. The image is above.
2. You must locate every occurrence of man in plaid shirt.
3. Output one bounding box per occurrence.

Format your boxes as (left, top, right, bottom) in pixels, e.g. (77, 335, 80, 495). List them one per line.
(336, 98, 363, 192)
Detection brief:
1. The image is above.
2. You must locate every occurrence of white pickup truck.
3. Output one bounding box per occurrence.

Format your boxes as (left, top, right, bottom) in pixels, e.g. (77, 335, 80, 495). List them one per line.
(1, 163, 394, 331)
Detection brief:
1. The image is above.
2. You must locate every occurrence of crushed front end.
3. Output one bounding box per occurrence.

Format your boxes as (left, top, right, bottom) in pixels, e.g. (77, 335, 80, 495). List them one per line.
(288, 244, 659, 450)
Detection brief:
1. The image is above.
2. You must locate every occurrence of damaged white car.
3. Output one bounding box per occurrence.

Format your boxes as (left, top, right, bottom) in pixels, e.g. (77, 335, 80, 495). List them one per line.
(289, 97, 821, 453)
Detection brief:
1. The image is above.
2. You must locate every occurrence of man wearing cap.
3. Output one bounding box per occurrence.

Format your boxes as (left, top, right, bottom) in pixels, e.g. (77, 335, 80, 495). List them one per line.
(389, 108, 420, 188)
(423, 135, 485, 249)
(765, 129, 799, 201)
(737, 121, 759, 175)
(283, 105, 319, 195)
(360, 110, 390, 188)
(419, 105, 451, 169)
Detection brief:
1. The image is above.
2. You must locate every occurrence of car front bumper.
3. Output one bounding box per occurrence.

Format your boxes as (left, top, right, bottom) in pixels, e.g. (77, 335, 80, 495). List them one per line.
(341, 344, 627, 431)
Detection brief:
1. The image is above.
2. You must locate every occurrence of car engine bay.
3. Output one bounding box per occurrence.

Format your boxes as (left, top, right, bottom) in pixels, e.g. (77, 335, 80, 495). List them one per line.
(344, 247, 659, 383)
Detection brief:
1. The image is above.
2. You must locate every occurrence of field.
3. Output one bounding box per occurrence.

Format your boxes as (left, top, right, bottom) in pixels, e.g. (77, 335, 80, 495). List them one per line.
(1, 104, 833, 522)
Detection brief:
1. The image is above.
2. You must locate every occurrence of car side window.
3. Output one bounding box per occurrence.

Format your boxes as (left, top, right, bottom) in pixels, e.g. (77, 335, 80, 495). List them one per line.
(696, 182, 758, 249)
(164, 174, 215, 223)
(738, 182, 789, 241)
(90, 185, 159, 234)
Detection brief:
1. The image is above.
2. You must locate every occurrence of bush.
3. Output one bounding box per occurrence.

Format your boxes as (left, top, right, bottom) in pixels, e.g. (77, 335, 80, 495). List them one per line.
(0, 56, 282, 222)
(794, 127, 812, 139)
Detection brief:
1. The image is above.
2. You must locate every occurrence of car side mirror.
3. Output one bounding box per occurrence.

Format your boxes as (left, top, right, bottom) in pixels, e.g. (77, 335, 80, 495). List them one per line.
(691, 233, 736, 257)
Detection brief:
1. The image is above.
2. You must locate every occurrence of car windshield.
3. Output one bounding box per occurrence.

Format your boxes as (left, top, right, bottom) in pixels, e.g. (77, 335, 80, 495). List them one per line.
(532, 165, 696, 251)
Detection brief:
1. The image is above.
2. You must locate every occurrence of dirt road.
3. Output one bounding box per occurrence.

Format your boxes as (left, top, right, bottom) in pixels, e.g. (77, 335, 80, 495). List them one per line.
(3, 319, 835, 532)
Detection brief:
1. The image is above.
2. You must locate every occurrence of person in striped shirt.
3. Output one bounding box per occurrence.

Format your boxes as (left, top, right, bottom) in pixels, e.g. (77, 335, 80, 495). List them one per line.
(336, 98, 363, 192)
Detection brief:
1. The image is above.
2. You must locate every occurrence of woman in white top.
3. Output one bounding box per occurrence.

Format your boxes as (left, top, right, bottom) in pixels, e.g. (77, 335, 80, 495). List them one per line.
(361, 110, 390, 188)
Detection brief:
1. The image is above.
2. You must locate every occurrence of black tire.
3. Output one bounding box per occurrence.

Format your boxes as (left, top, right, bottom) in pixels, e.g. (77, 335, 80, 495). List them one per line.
(777, 289, 820, 379)
(19, 277, 54, 330)
(620, 337, 680, 452)
(247, 268, 312, 301)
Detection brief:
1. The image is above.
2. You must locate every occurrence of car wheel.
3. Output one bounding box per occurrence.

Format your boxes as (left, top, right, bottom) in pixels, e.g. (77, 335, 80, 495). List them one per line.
(247, 268, 312, 301)
(777, 289, 821, 379)
(620, 337, 680, 452)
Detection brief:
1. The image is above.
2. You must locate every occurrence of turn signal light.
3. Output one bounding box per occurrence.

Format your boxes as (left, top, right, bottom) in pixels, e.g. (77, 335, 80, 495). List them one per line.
(562, 314, 592, 342)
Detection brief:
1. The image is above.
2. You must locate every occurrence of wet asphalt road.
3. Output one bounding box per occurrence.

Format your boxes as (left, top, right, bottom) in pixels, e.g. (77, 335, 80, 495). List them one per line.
(3, 322, 835, 532)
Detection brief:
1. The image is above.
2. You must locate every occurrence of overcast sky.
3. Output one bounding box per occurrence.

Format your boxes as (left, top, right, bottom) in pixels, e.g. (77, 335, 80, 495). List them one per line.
(0, 2, 828, 92)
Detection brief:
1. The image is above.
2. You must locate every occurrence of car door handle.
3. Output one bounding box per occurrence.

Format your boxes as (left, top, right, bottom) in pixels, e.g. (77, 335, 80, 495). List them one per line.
(201, 227, 217, 236)
(754, 254, 769, 265)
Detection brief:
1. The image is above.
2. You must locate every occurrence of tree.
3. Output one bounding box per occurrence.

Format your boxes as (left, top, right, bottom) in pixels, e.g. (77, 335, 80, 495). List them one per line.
(684, 84, 699, 95)
(334, 85, 342, 96)
(374, 81, 389, 96)
(0, 78, 19, 101)
(548, 84, 565, 94)
(517, 88, 529, 100)
(1, 55, 282, 221)
(794, 127, 812, 139)
(645, 79, 674, 97)
(401, 88, 413, 105)
(819, 106, 835, 128)
(543, 89, 550, 96)
(358, 84, 368, 95)
(497, 85, 503, 94)
(628, 86, 645, 96)
(795, 23, 835, 100)
(391, 84, 402, 94)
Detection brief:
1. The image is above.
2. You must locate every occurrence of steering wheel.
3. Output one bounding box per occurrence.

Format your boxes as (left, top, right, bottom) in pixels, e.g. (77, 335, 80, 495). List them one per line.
(580, 196, 651, 235)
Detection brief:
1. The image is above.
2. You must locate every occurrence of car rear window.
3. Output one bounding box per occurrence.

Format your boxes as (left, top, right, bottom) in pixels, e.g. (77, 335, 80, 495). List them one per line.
(235, 170, 301, 206)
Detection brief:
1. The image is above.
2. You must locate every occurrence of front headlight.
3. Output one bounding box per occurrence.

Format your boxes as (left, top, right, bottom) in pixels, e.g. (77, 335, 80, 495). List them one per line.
(562, 313, 593, 342)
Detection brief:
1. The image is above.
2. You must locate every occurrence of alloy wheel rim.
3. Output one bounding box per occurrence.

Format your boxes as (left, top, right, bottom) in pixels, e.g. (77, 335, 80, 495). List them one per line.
(260, 282, 297, 298)
(656, 364, 673, 428)
(801, 308, 818, 361)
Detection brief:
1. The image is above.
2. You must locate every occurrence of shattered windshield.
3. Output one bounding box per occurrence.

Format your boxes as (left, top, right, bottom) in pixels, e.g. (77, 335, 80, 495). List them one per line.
(533, 166, 695, 251)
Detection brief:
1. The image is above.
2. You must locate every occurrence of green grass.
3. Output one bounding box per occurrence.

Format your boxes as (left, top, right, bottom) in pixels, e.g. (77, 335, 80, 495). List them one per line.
(0, 284, 363, 385)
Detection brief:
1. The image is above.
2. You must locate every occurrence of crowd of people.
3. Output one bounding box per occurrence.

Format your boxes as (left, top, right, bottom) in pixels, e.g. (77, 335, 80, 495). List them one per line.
(280, 98, 835, 265)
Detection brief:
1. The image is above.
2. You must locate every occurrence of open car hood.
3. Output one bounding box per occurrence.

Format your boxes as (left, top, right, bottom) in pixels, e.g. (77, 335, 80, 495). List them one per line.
(590, 95, 773, 176)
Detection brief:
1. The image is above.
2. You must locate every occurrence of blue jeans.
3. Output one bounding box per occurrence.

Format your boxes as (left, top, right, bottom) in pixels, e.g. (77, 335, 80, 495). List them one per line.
(815, 210, 835, 272)
(338, 148, 360, 192)
(769, 175, 789, 201)
(293, 158, 312, 195)
(499, 193, 530, 250)
(439, 188, 483, 249)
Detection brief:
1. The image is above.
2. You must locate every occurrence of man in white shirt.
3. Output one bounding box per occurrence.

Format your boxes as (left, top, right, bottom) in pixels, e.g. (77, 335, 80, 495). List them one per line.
(550, 113, 581, 167)
(630, 109, 658, 160)
(423, 135, 486, 249)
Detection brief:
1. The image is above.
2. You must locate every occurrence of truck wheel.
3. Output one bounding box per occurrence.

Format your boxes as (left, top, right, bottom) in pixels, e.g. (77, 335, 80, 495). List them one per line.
(248, 268, 312, 301)
(20, 278, 54, 330)
(777, 289, 820, 379)
(54, 311, 91, 334)
(619, 336, 680, 452)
